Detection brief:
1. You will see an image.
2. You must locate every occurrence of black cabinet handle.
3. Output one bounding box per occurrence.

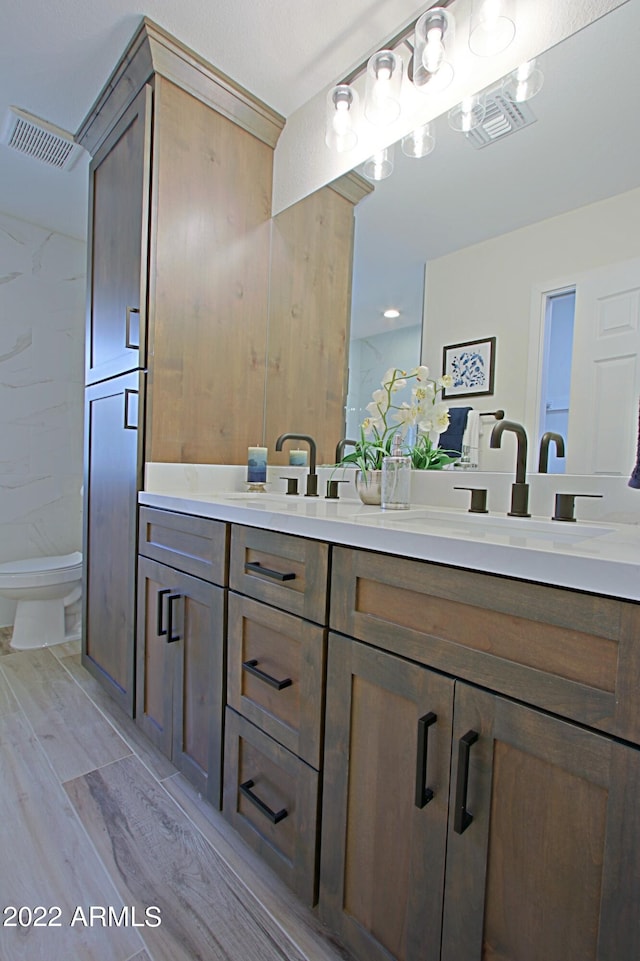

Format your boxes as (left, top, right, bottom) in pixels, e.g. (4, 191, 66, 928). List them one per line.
(125, 306, 140, 349)
(156, 588, 171, 636)
(242, 658, 292, 691)
(166, 593, 182, 644)
(415, 711, 437, 808)
(123, 388, 138, 430)
(239, 779, 288, 824)
(245, 561, 296, 582)
(453, 729, 479, 834)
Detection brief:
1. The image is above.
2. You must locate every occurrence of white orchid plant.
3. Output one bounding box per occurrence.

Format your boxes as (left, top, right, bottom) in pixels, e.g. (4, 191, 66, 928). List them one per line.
(341, 366, 460, 472)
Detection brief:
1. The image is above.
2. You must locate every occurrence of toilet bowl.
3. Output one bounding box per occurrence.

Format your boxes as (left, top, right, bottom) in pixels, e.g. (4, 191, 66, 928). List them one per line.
(0, 552, 83, 651)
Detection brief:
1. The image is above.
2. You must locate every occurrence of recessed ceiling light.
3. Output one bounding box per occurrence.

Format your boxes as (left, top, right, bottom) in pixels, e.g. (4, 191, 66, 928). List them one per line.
(383, 308, 400, 319)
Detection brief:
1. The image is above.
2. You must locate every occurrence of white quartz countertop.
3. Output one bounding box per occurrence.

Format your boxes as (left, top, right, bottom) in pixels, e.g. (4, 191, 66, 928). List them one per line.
(139, 482, 640, 602)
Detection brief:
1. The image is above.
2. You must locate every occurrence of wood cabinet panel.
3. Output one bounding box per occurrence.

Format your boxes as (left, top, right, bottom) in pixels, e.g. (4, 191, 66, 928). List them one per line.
(82, 371, 144, 714)
(146, 76, 272, 465)
(139, 506, 228, 585)
(330, 546, 636, 741)
(319, 634, 454, 961)
(441, 683, 640, 961)
(227, 592, 326, 768)
(86, 86, 151, 384)
(265, 185, 357, 465)
(136, 555, 225, 806)
(223, 707, 320, 905)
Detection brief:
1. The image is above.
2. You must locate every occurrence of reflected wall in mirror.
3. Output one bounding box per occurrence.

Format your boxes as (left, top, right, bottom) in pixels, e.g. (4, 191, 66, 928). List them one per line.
(348, 0, 640, 475)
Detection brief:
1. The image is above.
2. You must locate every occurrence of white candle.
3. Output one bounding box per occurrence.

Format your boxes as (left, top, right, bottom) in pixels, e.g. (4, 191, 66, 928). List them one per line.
(247, 446, 268, 483)
(289, 449, 308, 467)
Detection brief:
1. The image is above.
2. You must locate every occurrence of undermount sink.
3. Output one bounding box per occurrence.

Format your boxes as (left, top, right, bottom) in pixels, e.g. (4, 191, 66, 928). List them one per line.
(352, 506, 614, 543)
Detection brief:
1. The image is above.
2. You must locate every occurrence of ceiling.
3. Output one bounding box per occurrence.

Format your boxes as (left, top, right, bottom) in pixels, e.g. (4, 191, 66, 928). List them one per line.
(0, 0, 427, 239)
(2, 1, 637, 340)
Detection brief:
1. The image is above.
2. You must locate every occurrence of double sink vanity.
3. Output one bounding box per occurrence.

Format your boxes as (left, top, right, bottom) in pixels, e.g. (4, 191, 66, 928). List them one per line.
(136, 463, 640, 961)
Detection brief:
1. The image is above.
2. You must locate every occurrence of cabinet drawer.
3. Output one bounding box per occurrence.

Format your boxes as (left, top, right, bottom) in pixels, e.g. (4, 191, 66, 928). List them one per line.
(230, 525, 329, 624)
(139, 506, 228, 585)
(228, 592, 326, 768)
(330, 546, 640, 742)
(223, 708, 320, 905)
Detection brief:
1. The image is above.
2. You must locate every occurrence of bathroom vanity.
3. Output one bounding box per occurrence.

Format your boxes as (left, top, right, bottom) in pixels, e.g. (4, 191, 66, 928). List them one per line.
(137, 478, 640, 961)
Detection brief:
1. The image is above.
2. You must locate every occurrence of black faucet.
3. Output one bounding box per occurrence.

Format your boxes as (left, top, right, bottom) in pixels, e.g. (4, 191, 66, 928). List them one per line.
(538, 432, 565, 472)
(275, 433, 318, 496)
(490, 420, 531, 517)
(335, 438, 357, 463)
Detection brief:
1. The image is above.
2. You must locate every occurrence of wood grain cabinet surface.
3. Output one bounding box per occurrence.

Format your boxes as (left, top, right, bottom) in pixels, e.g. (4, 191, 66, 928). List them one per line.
(321, 547, 640, 961)
(136, 552, 226, 806)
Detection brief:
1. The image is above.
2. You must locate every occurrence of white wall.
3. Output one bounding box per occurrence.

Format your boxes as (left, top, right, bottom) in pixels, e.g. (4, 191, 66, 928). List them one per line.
(423, 186, 640, 472)
(0, 213, 85, 625)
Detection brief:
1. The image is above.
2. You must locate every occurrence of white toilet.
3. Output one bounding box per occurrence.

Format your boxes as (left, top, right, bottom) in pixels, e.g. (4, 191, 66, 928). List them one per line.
(0, 552, 83, 651)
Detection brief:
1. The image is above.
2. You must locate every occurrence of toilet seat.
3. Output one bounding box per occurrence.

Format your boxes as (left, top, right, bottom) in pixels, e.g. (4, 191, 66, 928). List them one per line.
(0, 552, 83, 590)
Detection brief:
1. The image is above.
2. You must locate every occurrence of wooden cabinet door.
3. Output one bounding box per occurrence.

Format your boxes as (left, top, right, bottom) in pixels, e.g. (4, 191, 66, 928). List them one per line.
(136, 555, 225, 807)
(442, 683, 640, 961)
(83, 371, 144, 714)
(319, 634, 454, 961)
(86, 85, 151, 384)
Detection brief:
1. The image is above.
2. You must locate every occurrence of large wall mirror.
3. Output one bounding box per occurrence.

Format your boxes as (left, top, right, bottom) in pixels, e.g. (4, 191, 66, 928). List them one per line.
(347, 0, 640, 476)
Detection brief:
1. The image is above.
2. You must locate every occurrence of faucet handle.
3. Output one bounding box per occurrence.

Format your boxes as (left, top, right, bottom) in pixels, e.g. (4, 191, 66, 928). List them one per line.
(326, 479, 349, 500)
(453, 486, 489, 514)
(305, 474, 319, 498)
(552, 493, 603, 522)
(280, 476, 299, 496)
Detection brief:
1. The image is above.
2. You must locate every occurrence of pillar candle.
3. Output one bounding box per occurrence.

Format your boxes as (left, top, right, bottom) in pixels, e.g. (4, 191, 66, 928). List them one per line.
(288, 449, 308, 467)
(247, 446, 268, 483)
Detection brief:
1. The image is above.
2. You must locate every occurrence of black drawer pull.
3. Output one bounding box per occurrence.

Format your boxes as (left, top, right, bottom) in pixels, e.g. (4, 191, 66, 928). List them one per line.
(242, 658, 292, 690)
(239, 779, 288, 824)
(245, 561, 296, 582)
(156, 588, 171, 636)
(166, 593, 182, 644)
(453, 729, 479, 834)
(415, 711, 437, 809)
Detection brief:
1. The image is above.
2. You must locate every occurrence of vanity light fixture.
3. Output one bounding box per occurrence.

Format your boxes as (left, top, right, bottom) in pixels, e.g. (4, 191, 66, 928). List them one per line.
(362, 144, 395, 180)
(412, 6, 456, 91)
(448, 93, 486, 132)
(401, 121, 436, 158)
(469, 0, 516, 57)
(364, 50, 403, 126)
(502, 58, 544, 102)
(325, 84, 360, 152)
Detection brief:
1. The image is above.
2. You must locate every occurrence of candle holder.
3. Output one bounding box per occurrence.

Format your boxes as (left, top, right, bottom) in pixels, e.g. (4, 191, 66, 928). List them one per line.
(246, 482, 267, 493)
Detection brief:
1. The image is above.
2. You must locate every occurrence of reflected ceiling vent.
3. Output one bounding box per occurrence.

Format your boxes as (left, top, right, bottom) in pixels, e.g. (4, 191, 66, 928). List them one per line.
(0, 106, 85, 170)
(465, 92, 536, 149)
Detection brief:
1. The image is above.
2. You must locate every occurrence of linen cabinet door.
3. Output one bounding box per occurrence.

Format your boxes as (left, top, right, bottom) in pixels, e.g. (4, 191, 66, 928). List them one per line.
(319, 634, 454, 961)
(441, 683, 640, 961)
(86, 85, 151, 384)
(83, 371, 144, 714)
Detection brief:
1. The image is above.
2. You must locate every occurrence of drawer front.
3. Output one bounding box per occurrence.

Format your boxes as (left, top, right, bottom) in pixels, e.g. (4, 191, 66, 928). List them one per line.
(228, 592, 326, 768)
(139, 506, 228, 585)
(223, 708, 320, 905)
(330, 546, 640, 742)
(229, 525, 329, 624)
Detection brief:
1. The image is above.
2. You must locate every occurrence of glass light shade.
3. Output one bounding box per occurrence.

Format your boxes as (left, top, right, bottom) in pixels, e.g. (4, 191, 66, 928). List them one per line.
(412, 59, 454, 93)
(325, 85, 359, 152)
(362, 144, 395, 181)
(448, 94, 486, 132)
(401, 122, 436, 159)
(364, 50, 403, 126)
(413, 8, 455, 91)
(502, 59, 544, 102)
(469, 0, 516, 57)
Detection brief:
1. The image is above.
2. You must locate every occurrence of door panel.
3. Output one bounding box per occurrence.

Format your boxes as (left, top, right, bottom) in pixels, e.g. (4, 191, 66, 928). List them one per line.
(319, 634, 454, 961)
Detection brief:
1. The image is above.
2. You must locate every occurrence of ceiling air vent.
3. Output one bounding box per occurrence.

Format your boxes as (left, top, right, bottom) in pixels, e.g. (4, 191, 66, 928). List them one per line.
(0, 106, 85, 171)
(465, 92, 537, 149)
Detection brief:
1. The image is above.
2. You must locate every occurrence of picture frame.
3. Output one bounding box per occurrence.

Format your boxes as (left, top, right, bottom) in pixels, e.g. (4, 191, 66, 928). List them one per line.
(442, 336, 496, 399)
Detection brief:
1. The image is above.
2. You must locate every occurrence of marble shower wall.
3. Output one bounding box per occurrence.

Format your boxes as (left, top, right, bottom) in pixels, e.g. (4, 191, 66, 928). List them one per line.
(0, 212, 85, 625)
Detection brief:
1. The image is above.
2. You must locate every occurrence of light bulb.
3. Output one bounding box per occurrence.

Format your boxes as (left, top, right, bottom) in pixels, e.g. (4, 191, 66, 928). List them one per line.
(469, 0, 516, 57)
(365, 51, 403, 126)
(325, 85, 358, 152)
(423, 26, 445, 73)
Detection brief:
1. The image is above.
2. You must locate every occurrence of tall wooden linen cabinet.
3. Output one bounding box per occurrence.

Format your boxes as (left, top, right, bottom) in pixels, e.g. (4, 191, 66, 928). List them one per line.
(79, 19, 369, 713)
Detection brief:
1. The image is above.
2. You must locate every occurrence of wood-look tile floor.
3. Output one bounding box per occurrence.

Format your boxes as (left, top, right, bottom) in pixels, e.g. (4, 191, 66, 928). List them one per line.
(0, 636, 350, 961)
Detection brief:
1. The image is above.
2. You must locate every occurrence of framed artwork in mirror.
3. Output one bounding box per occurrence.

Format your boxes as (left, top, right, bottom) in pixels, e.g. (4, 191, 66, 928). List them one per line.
(442, 336, 496, 399)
